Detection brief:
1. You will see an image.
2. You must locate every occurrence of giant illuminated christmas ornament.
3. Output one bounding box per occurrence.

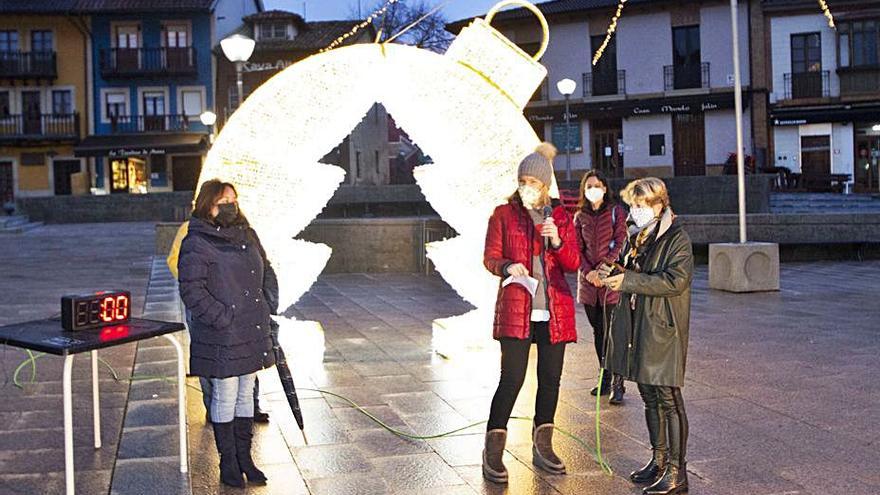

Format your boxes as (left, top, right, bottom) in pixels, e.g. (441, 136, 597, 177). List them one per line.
(197, 0, 554, 359)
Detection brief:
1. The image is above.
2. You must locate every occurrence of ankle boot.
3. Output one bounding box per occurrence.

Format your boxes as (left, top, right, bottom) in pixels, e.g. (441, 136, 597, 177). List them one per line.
(233, 417, 267, 484)
(482, 429, 508, 483)
(532, 423, 566, 475)
(590, 371, 611, 396)
(630, 451, 666, 484)
(609, 374, 625, 405)
(212, 421, 245, 488)
(643, 463, 688, 495)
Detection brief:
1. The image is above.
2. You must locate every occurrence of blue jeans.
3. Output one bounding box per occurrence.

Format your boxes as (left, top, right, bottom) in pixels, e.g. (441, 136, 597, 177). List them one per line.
(210, 373, 257, 423)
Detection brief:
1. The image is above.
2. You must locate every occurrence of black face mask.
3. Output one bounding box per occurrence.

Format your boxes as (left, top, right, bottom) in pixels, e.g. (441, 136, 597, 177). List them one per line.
(215, 203, 239, 227)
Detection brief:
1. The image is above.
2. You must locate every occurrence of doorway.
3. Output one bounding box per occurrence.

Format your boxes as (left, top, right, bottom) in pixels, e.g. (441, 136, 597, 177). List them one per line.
(172, 155, 202, 191)
(53, 159, 81, 196)
(591, 119, 624, 177)
(800, 135, 831, 176)
(22, 91, 41, 135)
(673, 113, 706, 176)
(0, 161, 13, 205)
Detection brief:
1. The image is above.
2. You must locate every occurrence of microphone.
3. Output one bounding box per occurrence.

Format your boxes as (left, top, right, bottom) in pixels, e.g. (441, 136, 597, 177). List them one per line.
(542, 205, 553, 249)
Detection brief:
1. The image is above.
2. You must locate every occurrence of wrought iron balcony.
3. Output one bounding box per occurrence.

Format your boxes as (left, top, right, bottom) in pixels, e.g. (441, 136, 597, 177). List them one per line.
(837, 66, 880, 96)
(0, 51, 57, 80)
(583, 70, 626, 97)
(107, 114, 192, 133)
(0, 113, 79, 142)
(529, 79, 549, 103)
(783, 71, 830, 100)
(664, 62, 710, 91)
(99, 47, 197, 78)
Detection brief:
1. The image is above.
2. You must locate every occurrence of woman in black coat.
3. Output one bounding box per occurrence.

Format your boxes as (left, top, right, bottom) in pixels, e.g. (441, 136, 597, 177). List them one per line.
(600, 178, 694, 495)
(178, 179, 276, 488)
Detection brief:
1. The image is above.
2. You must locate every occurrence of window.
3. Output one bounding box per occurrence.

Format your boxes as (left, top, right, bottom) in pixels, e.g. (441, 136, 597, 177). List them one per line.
(356, 150, 362, 179)
(52, 90, 72, 115)
(375, 150, 380, 174)
(31, 31, 53, 52)
(649, 134, 666, 156)
(0, 31, 18, 52)
(791, 33, 822, 73)
(164, 24, 189, 48)
(260, 22, 288, 40)
(551, 122, 582, 153)
(672, 26, 701, 68)
(105, 92, 127, 119)
(0, 91, 10, 117)
(590, 35, 618, 96)
(228, 84, 250, 112)
(181, 89, 203, 117)
(841, 21, 880, 67)
(115, 25, 139, 49)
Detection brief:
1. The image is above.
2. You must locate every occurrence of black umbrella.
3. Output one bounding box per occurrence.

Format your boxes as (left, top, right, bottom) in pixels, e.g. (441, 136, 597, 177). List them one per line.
(270, 319, 305, 431)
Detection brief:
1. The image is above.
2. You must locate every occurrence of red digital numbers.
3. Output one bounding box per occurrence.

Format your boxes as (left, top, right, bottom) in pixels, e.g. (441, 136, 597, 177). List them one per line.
(100, 295, 130, 323)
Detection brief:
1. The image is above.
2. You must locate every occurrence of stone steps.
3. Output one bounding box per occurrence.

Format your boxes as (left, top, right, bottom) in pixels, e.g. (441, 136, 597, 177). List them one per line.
(0, 215, 43, 234)
(770, 193, 880, 214)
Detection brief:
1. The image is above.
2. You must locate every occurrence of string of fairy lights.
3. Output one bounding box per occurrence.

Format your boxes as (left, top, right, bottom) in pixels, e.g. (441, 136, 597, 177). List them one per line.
(591, 0, 626, 66)
(818, 0, 835, 28)
(320, 0, 401, 52)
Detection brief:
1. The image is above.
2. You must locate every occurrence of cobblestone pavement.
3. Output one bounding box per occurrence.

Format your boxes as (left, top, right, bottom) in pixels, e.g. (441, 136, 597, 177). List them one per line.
(0, 223, 155, 495)
(193, 263, 880, 495)
(2, 223, 878, 495)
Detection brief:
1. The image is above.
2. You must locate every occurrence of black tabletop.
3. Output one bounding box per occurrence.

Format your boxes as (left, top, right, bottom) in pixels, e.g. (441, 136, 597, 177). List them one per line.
(0, 318, 186, 356)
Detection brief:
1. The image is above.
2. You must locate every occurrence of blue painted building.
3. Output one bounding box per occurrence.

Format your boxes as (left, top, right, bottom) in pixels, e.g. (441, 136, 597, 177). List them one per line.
(74, 0, 262, 194)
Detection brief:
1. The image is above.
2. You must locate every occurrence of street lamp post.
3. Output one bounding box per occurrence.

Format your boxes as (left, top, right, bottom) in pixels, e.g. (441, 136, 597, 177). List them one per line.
(556, 78, 577, 182)
(200, 111, 217, 143)
(220, 34, 256, 115)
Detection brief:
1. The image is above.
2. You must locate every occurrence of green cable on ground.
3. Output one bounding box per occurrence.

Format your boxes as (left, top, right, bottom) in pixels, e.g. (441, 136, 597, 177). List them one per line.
(593, 368, 613, 475)
(10, 355, 614, 476)
(12, 352, 121, 389)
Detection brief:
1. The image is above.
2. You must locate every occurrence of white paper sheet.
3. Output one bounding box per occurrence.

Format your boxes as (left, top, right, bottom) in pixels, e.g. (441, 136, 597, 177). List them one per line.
(502, 275, 539, 298)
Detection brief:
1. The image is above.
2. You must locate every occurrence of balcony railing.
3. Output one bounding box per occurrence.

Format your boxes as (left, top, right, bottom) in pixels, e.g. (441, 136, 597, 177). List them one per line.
(107, 114, 192, 133)
(784, 71, 830, 100)
(583, 70, 626, 97)
(529, 79, 549, 103)
(0, 113, 79, 141)
(100, 47, 197, 78)
(0, 51, 57, 79)
(664, 62, 710, 91)
(838, 66, 880, 96)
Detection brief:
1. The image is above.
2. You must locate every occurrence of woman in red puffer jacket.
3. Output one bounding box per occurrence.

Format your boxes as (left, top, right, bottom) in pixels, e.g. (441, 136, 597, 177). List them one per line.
(480, 143, 580, 485)
(574, 170, 628, 404)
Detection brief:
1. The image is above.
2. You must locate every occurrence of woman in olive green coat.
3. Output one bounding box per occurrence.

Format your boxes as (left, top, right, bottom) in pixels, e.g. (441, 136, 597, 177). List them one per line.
(600, 178, 693, 495)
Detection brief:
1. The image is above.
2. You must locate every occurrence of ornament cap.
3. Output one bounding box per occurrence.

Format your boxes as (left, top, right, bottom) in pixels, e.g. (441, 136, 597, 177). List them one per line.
(445, 2, 549, 109)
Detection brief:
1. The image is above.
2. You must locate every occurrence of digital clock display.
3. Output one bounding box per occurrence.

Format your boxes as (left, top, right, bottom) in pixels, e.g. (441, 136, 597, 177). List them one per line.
(61, 291, 131, 331)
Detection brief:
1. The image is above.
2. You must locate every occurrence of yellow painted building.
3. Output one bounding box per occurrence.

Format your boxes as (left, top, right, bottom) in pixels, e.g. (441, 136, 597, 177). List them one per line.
(0, 13, 91, 203)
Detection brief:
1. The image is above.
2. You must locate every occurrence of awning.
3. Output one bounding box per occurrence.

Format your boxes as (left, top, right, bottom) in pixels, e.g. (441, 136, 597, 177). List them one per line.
(74, 132, 208, 157)
(770, 103, 880, 126)
(526, 90, 749, 123)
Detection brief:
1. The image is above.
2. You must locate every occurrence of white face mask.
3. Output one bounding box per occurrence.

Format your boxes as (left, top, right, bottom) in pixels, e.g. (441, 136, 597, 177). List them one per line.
(584, 187, 604, 203)
(518, 184, 542, 208)
(630, 206, 656, 228)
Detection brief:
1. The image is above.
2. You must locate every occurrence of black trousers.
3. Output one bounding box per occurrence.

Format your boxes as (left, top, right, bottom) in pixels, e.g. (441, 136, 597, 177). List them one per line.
(487, 321, 567, 430)
(583, 304, 608, 371)
(637, 384, 689, 468)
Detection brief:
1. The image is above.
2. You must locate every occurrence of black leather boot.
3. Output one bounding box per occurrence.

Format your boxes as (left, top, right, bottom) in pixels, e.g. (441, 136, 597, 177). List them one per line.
(212, 421, 245, 488)
(233, 417, 267, 484)
(590, 371, 611, 396)
(632, 388, 667, 485)
(609, 374, 625, 405)
(643, 463, 688, 494)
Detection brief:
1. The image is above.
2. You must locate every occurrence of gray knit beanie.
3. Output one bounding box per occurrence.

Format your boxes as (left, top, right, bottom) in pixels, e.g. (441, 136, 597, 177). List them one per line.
(517, 142, 557, 186)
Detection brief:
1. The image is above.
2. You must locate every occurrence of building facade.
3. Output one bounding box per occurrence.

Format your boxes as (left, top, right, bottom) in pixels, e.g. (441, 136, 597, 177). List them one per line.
(451, 0, 768, 180)
(74, 1, 262, 194)
(0, 4, 90, 202)
(216, 11, 390, 186)
(764, 0, 880, 193)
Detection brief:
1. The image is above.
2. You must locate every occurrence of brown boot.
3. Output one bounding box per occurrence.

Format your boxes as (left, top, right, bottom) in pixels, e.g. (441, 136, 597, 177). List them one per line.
(482, 429, 508, 483)
(532, 423, 566, 474)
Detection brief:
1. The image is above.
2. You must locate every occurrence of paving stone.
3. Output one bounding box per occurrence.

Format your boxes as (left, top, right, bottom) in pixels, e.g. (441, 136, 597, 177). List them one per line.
(111, 457, 190, 495)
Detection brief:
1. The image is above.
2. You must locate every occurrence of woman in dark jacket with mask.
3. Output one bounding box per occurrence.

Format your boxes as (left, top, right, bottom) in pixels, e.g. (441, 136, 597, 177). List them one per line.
(178, 179, 276, 488)
(601, 178, 693, 495)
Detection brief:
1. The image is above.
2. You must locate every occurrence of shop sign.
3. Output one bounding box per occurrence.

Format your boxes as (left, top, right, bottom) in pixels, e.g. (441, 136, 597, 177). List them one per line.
(109, 148, 166, 157)
(242, 60, 294, 73)
(773, 119, 808, 126)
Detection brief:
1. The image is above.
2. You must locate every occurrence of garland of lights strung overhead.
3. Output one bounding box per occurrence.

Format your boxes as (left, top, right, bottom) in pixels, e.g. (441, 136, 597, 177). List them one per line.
(321, 0, 401, 52)
(592, 0, 626, 66)
(818, 0, 835, 28)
